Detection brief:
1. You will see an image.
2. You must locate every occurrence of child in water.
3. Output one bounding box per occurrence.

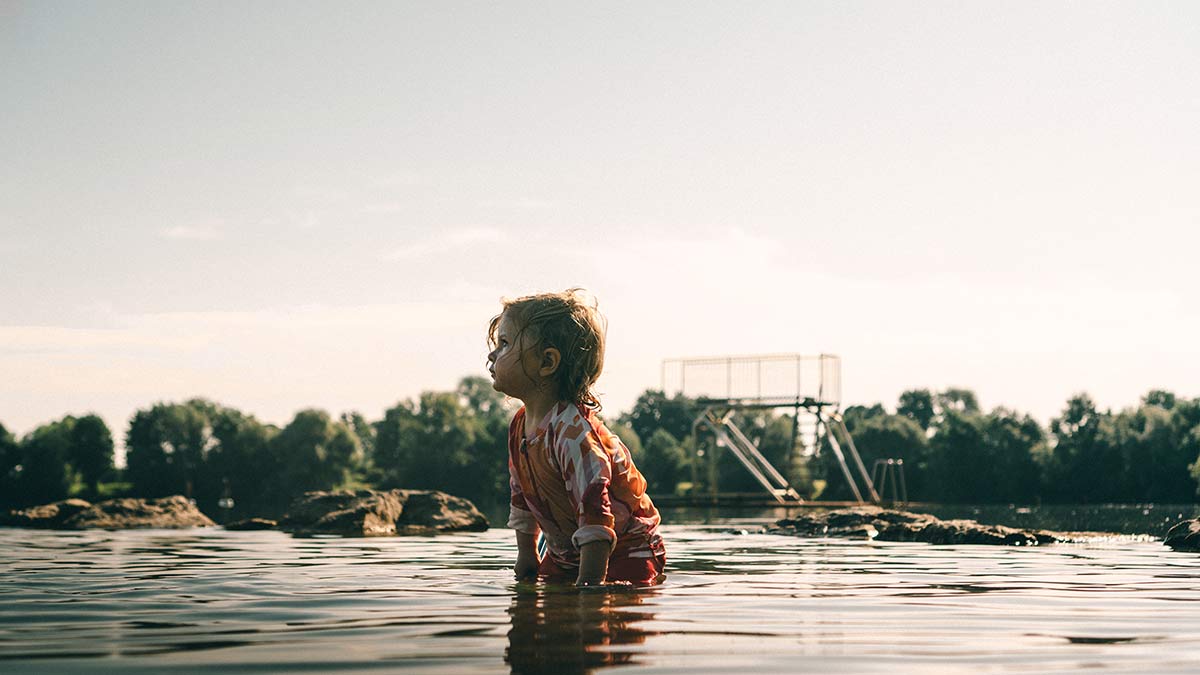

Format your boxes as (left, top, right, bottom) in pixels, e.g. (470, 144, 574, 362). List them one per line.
(487, 289, 666, 587)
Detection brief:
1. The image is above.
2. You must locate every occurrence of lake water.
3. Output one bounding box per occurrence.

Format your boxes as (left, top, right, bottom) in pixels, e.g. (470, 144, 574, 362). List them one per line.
(3, 506, 1200, 674)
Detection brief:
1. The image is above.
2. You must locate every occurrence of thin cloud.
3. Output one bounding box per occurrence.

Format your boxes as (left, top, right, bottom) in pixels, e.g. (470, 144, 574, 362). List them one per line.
(481, 197, 556, 210)
(159, 224, 223, 241)
(362, 202, 407, 215)
(368, 172, 422, 189)
(290, 185, 348, 203)
(381, 227, 504, 261)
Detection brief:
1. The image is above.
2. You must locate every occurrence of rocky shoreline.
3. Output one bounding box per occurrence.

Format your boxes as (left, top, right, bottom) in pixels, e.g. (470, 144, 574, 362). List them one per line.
(768, 506, 1121, 546)
(6, 495, 1198, 552)
(1, 489, 489, 536)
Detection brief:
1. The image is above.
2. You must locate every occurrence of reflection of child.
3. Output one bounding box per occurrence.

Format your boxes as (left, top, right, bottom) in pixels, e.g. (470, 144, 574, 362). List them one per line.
(486, 289, 666, 586)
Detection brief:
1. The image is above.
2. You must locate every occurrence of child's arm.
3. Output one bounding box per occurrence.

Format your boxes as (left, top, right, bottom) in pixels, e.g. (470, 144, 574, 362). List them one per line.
(575, 540, 609, 586)
(554, 420, 619, 584)
(514, 530, 539, 581)
(507, 411, 541, 580)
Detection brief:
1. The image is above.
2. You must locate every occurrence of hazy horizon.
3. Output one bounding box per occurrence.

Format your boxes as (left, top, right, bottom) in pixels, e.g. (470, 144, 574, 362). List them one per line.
(4, 2, 1199, 446)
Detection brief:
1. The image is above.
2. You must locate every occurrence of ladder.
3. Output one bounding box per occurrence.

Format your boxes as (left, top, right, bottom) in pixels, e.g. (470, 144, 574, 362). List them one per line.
(820, 411, 880, 503)
(697, 409, 802, 504)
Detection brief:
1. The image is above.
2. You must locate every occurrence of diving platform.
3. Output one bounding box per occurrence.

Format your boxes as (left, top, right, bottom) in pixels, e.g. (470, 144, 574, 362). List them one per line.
(662, 353, 880, 505)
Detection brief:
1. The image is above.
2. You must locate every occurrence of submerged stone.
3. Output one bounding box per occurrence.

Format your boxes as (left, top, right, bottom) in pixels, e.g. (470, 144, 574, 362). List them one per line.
(768, 506, 1064, 546)
(224, 517, 279, 531)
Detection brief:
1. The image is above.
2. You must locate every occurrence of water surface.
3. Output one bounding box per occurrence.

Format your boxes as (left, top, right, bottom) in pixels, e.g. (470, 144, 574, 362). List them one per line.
(3, 521, 1199, 673)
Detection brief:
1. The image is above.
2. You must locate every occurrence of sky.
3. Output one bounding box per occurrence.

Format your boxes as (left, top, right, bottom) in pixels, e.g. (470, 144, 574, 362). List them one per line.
(2, 1, 1199, 455)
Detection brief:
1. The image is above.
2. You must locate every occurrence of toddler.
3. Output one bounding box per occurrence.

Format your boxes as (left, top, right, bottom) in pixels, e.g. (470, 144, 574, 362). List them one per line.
(487, 289, 666, 586)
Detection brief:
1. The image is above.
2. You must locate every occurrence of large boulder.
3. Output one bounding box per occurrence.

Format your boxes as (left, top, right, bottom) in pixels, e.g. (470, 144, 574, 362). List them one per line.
(1, 498, 93, 528)
(768, 506, 1064, 546)
(280, 489, 489, 536)
(2, 496, 215, 529)
(1164, 519, 1200, 551)
(68, 496, 216, 529)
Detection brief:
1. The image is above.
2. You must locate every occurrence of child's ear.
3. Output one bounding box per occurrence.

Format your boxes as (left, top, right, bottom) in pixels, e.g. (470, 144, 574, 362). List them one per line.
(539, 347, 561, 378)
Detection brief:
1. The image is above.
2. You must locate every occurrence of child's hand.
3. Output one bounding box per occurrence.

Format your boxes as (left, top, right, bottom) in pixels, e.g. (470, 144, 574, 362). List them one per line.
(514, 553, 539, 581)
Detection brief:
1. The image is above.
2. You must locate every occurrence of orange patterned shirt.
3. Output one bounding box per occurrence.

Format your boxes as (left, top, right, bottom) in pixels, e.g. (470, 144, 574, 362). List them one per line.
(507, 402, 666, 570)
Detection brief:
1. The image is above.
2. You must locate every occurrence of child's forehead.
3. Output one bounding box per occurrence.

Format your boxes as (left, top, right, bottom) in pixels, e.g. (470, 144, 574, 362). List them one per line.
(497, 311, 536, 340)
(497, 312, 523, 335)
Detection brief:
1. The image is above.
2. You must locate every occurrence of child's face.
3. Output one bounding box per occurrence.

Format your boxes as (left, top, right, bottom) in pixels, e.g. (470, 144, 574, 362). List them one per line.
(487, 312, 540, 400)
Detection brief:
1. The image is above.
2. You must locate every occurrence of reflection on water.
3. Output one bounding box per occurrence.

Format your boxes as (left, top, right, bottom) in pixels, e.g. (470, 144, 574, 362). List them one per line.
(506, 585, 656, 673)
(3, 522, 1200, 673)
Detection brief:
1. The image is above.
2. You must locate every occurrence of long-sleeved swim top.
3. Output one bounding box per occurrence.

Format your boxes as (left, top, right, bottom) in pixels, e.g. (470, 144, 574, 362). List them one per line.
(507, 402, 666, 570)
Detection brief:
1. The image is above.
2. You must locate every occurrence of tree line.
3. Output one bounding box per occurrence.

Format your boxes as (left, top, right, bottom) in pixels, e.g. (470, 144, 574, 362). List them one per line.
(4, 380, 1199, 517)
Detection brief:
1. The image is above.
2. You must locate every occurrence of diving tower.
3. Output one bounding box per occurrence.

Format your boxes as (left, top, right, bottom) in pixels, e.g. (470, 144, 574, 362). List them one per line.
(661, 353, 880, 504)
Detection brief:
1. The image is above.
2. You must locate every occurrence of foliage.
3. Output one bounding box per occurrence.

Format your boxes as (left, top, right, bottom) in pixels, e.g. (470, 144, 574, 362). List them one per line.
(640, 429, 689, 494)
(68, 414, 114, 497)
(0, 422, 20, 508)
(8, 383, 1200, 517)
(621, 390, 695, 446)
(374, 376, 513, 509)
(897, 389, 935, 431)
(820, 410, 927, 501)
(125, 399, 220, 500)
(2, 415, 116, 508)
(13, 418, 77, 506)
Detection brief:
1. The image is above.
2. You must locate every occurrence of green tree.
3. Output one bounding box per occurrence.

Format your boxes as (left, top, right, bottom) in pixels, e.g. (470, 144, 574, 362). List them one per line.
(204, 408, 280, 517)
(897, 389, 935, 431)
(272, 409, 360, 494)
(0, 422, 20, 508)
(375, 380, 510, 507)
(707, 411, 797, 494)
(1115, 394, 1199, 503)
(67, 414, 114, 497)
(935, 388, 980, 415)
(842, 403, 887, 431)
(457, 375, 509, 418)
(621, 390, 695, 446)
(820, 411, 927, 501)
(1046, 393, 1115, 502)
(16, 417, 77, 506)
(979, 408, 1045, 503)
(640, 429, 689, 494)
(125, 400, 220, 499)
(924, 408, 989, 502)
(1142, 389, 1177, 410)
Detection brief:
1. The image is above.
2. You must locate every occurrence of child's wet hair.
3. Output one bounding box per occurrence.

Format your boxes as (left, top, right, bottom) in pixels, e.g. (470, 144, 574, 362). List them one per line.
(488, 288, 606, 411)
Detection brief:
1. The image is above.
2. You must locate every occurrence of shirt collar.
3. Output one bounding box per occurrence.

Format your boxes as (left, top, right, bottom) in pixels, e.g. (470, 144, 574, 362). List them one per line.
(524, 401, 568, 442)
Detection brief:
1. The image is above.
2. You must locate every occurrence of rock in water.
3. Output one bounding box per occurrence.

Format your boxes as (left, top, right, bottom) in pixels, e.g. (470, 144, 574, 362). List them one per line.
(224, 518, 279, 531)
(2, 496, 215, 529)
(394, 489, 490, 534)
(281, 489, 404, 536)
(280, 489, 489, 536)
(769, 506, 1063, 546)
(1164, 519, 1200, 551)
(68, 496, 216, 529)
(1, 498, 94, 528)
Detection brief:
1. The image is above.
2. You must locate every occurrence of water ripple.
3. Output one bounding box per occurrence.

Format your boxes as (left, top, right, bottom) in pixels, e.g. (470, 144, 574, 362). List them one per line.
(2, 525, 1200, 673)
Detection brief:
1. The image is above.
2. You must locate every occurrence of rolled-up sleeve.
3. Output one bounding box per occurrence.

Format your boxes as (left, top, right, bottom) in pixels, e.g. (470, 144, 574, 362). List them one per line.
(508, 454, 539, 535)
(557, 423, 617, 550)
